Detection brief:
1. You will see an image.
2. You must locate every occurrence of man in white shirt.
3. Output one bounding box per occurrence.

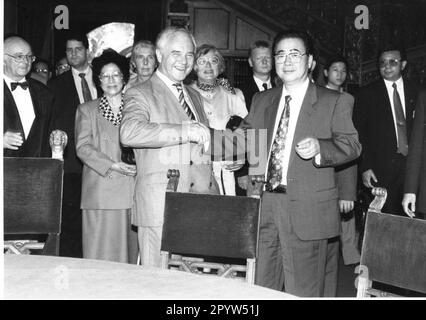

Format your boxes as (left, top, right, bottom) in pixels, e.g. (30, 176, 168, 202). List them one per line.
(241, 30, 361, 296)
(48, 31, 97, 258)
(121, 26, 218, 267)
(3, 36, 54, 157)
(241, 40, 274, 111)
(354, 44, 420, 215)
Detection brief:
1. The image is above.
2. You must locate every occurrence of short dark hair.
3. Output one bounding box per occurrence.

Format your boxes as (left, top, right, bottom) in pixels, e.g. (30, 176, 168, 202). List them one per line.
(324, 55, 349, 72)
(32, 57, 50, 72)
(64, 30, 89, 49)
(378, 41, 407, 61)
(248, 40, 271, 57)
(91, 49, 130, 89)
(272, 30, 314, 56)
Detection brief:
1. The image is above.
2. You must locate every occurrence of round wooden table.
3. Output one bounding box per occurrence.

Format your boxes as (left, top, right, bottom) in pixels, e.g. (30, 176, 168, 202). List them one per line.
(4, 255, 295, 299)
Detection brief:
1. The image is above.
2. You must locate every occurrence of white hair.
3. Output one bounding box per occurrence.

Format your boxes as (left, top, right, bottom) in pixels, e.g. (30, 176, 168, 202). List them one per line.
(155, 27, 196, 52)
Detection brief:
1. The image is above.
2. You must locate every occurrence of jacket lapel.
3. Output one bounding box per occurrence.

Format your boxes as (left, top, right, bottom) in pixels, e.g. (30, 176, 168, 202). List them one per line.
(288, 82, 317, 170)
(264, 87, 282, 153)
(25, 80, 41, 141)
(404, 80, 417, 131)
(3, 81, 25, 134)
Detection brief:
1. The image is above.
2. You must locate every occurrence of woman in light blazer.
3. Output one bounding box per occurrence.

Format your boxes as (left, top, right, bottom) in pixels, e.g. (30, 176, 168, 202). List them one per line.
(75, 49, 137, 263)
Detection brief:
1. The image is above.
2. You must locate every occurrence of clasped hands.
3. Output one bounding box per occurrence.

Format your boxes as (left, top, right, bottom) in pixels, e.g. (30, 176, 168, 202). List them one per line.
(295, 137, 320, 159)
(111, 162, 137, 177)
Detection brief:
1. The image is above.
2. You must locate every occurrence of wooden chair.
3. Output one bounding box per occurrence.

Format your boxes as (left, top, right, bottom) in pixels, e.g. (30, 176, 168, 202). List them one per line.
(160, 170, 264, 284)
(356, 188, 426, 297)
(4, 157, 64, 256)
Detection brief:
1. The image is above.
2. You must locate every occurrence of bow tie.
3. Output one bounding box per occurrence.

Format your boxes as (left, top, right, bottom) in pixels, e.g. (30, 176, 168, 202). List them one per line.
(11, 81, 29, 91)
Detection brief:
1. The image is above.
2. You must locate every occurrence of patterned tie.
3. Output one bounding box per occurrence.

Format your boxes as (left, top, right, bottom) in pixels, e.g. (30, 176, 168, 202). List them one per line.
(79, 73, 93, 102)
(11, 81, 29, 91)
(173, 83, 195, 120)
(266, 95, 291, 191)
(262, 83, 268, 91)
(392, 83, 408, 156)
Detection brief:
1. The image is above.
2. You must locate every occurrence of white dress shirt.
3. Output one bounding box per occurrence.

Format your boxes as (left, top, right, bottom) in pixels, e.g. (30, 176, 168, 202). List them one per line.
(156, 70, 199, 121)
(4, 75, 35, 138)
(267, 79, 310, 184)
(253, 75, 272, 91)
(383, 77, 406, 145)
(71, 66, 97, 104)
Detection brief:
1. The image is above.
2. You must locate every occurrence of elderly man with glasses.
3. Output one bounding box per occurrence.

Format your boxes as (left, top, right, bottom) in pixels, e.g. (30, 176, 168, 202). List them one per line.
(353, 43, 420, 215)
(3, 35, 54, 157)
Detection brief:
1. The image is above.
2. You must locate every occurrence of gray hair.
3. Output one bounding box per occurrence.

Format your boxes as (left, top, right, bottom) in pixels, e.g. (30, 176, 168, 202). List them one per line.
(155, 26, 196, 52)
(130, 40, 156, 64)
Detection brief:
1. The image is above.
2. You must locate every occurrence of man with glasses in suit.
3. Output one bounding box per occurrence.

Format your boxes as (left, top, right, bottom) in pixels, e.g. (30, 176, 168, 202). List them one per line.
(3, 36, 54, 157)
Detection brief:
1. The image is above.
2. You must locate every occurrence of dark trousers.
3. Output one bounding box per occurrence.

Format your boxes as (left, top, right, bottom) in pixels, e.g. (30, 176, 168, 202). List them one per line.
(60, 172, 83, 258)
(255, 192, 339, 297)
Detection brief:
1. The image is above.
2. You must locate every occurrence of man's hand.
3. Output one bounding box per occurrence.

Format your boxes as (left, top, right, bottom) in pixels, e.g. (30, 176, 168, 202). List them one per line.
(3, 131, 23, 150)
(295, 137, 320, 160)
(237, 175, 248, 190)
(189, 122, 210, 145)
(362, 169, 378, 188)
(402, 193, 416, 218)
(339, 200, 354, 214)
(111, 162, 137, 176)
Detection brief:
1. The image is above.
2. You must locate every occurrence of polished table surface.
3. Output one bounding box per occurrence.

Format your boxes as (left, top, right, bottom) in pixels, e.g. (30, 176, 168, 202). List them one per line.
(4, 255, 296, 300)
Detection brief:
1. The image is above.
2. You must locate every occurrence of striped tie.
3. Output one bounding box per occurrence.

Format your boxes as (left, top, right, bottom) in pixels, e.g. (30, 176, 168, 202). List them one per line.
(173, 83, 195, 120)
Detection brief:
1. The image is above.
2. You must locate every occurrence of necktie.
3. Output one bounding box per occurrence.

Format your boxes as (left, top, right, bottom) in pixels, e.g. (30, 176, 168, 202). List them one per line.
(392, 83, 408, 156)
(11, 81, 29, 91)
(173, 83, 195, 120)
(266, 95, 291, 191)
(79, 73, 93, 102)
(262, 83, 268, 91)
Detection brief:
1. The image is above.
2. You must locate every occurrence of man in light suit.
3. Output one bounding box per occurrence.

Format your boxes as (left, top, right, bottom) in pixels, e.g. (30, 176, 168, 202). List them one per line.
(402, 89, 426, 220)
(240, 30, 361, 296)
(353, 44, 420, 215)
(120, 27, 219, 267)
(3, 36, 54, 158)
(48, 31, 98, 258)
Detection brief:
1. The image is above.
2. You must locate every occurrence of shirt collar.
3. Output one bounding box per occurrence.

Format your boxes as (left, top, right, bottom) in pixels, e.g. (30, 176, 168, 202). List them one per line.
(156, 70, 182, 89)
(282, 78, 310, 100)
(3, 74, 27, 91)
(383, 76, 404, 90)
(72, 66, 91, 77)
(253, 75, 271, 89)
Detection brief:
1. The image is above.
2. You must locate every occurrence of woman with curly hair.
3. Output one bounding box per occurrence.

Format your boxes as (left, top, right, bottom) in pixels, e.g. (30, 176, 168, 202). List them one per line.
(75, 49, 137, 263)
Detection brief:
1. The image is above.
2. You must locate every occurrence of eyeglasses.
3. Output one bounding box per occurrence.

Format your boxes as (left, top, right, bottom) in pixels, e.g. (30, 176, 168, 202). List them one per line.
(196, 57, 219, 66)
(255, 56, 272, 62)
(99, 73, 123, 82)
(274, 51, 307, 64)
(5, 53, 36, 63)
(35, 68, 49, 73)
(56, 64, 70, 71)
(379, 58, 400, 67)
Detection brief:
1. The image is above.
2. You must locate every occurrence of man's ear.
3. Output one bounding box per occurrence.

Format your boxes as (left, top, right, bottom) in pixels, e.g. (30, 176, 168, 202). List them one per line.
(156, 49, 162, 64)
(323, 69, 328, 78)
(401, 60, 407, 71)
(248, 57, 253, 68)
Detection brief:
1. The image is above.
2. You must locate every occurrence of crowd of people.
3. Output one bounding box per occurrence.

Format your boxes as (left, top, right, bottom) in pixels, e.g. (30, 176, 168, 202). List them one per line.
(3, 25, 425, 297)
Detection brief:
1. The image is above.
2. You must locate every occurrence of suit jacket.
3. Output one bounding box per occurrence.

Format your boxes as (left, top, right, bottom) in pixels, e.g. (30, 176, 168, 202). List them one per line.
(240, 76, 275, 112)
(48, 70, 83, 174)
(3, 78, 54, 157)
(241, 82, 361, 240)
(353, 78, 419, 183)
(335, 92, 357, 201)
(120, 73, 219, 226)
(404, 90, 426, 213)
(75, 99, 135, 209)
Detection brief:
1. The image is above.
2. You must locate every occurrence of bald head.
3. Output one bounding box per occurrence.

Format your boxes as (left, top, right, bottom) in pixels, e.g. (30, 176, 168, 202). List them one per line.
(4, 36, 33, 81)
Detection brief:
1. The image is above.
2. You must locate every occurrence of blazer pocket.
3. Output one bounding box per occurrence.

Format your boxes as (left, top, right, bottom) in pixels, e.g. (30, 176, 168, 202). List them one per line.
(315, 187, 338, 202)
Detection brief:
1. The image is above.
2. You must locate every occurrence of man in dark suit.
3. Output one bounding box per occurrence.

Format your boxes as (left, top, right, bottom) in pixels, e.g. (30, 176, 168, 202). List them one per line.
(353, 44, 420, 215)
(241, 40, 274, 111)
(48, 31, 97, 258)
(402, 90, 426, 220)
(3, 36, 54, 157)
(240, 30, 361, 296)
